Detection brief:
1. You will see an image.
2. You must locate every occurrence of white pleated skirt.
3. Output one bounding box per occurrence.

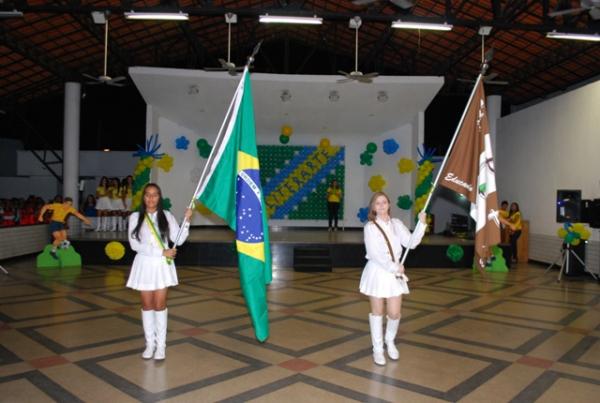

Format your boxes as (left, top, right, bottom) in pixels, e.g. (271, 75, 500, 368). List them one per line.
(124, 197, 132, 211)
(96, 196, 112, 210)
(126, 254, 178, 291)
(359, 261, 409, 298)
(110, 198, 125, 210)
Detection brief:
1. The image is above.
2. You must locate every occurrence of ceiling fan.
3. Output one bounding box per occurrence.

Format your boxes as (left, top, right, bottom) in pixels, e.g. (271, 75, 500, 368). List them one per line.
(204, 13, 244, 75)
(352, 0, 414, 9)
(338, 17, 379, 84)
(548, 0, 600, 20)
(458, 32, 509, 86)
(83, 14, 126, 87)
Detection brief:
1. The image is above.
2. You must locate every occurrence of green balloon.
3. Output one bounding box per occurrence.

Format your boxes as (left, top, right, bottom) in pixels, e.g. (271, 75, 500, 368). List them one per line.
(366, 142, 377, 153)
(397, 195, 413, 210)
(279, 135, 290, 144)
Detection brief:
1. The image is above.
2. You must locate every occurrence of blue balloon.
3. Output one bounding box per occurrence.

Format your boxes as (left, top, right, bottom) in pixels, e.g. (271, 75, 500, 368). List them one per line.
(175, 135, 189, 150)
(357, 207, 369, 223)
(383, 139, 399, 155)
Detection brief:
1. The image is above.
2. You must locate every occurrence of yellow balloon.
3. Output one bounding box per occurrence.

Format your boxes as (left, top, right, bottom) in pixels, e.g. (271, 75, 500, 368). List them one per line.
(557, 228, 567, 239)
(397, 158, 415, 174)
(581, 229, 591, 240)
(319, 138, 331, 148)
(281, 125, 293, 136)
(105, 241, 126, 260)
(572, 238, 581, 246)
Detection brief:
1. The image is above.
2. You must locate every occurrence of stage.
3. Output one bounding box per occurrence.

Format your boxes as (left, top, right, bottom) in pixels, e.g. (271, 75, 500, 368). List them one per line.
(70, 227, 512, 269)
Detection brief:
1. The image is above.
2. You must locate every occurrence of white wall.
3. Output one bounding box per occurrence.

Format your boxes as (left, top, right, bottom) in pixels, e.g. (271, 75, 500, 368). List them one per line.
(496, 80, 600, 272)
(153, 115, 420, 228)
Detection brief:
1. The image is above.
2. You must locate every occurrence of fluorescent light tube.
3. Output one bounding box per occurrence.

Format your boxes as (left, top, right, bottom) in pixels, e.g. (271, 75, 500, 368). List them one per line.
(0, 10, 24, 18)
(546, 31, 600, 42)
(259, 14, 322, 25)
(124, 11, 189, 21)
(391, 20, 452, 31)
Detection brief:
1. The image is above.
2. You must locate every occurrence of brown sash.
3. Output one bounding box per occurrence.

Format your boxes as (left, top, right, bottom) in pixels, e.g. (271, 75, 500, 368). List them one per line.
(372, 220, 395, 262)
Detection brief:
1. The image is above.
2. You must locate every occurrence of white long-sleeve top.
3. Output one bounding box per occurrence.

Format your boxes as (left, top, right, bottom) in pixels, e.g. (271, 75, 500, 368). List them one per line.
(128, 211, 190, 257)
(364, 217, 426, 273)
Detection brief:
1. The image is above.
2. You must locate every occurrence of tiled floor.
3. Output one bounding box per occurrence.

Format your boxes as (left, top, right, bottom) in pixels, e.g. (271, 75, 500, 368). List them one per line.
(1, 259, 599, 402)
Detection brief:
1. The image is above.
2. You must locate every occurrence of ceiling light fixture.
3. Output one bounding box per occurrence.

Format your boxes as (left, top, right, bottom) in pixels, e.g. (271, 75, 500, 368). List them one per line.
(0, 10, 24, 18)
(124, 11, 189, 21)
(259, 14, 322, 25)
(546, 31, 600, 42)
(377, 91, 388, 103)
(391, 20, 452, 31)
(328, 90, 340, 102)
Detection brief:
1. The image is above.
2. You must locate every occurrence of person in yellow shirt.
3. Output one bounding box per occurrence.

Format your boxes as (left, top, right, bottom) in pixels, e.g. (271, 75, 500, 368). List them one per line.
(95, 176, 110, 231)
(326, 179, 342, 231)
(508, 202, 522, 263)
(38, 198, 91, 259)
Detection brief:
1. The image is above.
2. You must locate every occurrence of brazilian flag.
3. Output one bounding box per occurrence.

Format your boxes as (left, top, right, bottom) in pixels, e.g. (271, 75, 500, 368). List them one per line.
(197, 69, 272, 342)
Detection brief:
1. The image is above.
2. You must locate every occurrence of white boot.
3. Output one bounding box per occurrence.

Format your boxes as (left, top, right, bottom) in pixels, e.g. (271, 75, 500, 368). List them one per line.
(95, 216, 102, 231)
(369, 314, 386, 365)
(110, 216, 117, 231)
(385, 316, 400, 360)
(154, 308, 168, 360)
(141, 310, 155, 359)
(101, 216, 108, 231)
(117, 216, 123, 232)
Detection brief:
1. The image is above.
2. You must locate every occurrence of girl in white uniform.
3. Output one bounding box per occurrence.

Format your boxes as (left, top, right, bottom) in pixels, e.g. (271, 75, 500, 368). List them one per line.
(127, 183, 192, 360)
(359, 191, 426, 365)
(95, 176, 111, 231)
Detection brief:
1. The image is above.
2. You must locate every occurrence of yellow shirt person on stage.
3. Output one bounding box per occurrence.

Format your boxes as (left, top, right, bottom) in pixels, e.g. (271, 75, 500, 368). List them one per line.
(326, 179, 342, 231)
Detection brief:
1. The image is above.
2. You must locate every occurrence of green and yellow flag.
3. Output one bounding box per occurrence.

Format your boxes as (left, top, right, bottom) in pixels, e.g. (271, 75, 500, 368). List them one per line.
(197, 70, 272, 341)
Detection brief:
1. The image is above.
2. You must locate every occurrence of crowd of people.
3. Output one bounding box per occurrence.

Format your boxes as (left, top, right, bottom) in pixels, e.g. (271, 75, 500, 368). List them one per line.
(0, 175, 134, 232)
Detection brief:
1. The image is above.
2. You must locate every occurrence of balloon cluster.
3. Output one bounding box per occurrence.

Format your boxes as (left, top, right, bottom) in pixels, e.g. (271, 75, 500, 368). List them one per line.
(557, 222, 591, 246)
(357, 206, 369, 223)
(397, 158, 415, 174)
(131, 134, 173, 210)
(383, 139, 399, 155)
(397, 195, 413, 210)
(196, 138, 212, 158)
(414, 145, 438, 218)
(280, 125, 293, 144)
(175, 136, 189, 150)
(105, 241, 125, 261)
(360, 142, 377, 166)
(368, 174, 386, 193)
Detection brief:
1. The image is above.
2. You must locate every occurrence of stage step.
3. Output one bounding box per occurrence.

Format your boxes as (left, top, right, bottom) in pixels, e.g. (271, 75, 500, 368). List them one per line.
(293, 246, 332, 272)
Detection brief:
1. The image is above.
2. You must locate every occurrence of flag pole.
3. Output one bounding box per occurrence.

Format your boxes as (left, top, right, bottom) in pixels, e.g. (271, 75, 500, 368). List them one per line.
(398, 71, 486, 266)
(173, 42, 263, 246)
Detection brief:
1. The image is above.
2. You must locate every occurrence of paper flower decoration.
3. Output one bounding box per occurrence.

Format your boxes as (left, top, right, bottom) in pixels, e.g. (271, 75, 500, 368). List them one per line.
(175, 136, 189, 150)
(446, 244, 464, 263)
(397, 195, 413, 210)
(162, 197, 172, 211)
(397, 158, 415, 174)
(105, 241, 125, 261)
(383, 139, 399, 155)
(156, 154, 174, 172)
(368, 175, 386, 192)
(357, 207, 369, 223)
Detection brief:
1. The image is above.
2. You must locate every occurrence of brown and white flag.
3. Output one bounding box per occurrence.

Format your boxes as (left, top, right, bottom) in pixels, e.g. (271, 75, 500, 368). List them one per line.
(439, 79, 500, 269)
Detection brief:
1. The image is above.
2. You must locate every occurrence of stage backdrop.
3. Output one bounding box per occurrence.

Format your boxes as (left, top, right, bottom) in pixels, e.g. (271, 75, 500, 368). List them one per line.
(259, 145, 344, 219)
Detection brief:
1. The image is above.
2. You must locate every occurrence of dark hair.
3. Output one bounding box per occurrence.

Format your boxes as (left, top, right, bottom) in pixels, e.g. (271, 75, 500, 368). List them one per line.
(330, 179, 339, 188)
(64, 197, 73, 203)
(131, 183, 169, 243)
(501, 200, 508, 206)
(510, 202, 520, 214)
(83, 194, 96, 207)
(367, 192, 392, 222)
(99, 176, 109, 188)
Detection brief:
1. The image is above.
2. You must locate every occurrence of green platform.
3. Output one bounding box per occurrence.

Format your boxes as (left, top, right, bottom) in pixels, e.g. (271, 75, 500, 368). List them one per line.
(37, 244, 82, 268)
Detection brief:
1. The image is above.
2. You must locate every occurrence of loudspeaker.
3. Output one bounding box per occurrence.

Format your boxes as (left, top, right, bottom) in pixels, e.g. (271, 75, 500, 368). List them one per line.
(556, 190, 581, 223)
(582, 199, 600, 228)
